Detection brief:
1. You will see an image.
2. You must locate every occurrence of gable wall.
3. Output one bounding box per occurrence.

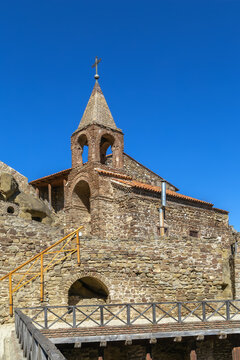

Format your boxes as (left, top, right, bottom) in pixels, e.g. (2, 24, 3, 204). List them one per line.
(106, 154, 176, 190)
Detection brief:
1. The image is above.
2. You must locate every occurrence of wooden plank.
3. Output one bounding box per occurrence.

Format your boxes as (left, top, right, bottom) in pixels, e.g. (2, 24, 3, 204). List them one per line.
(49, 327, 240, 345)
(48, 183, 52, 206)
(63, 179, 67, 207)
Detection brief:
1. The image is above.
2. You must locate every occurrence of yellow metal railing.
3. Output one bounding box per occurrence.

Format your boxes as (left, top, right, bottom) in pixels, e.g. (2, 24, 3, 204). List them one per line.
(0, 226, 83, 316)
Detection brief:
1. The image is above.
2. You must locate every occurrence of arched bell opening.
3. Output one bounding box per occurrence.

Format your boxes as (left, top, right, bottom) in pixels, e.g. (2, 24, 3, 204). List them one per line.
(100, 134, 115, 165)
(68, 276, 109, 306)
(77, 134, 89, 165)
(71, 180, 91, 229)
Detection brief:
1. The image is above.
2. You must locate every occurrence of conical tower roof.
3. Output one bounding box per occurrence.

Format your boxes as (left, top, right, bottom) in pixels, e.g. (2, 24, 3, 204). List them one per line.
(78, 82, 119, 131)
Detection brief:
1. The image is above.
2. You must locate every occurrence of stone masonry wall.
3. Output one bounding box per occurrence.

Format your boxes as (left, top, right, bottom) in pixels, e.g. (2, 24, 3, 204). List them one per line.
(0, 220, 235, 324)
(96, 181, 235, 244)
(106, 154, 176, 190)
(0, 213, 64, 324)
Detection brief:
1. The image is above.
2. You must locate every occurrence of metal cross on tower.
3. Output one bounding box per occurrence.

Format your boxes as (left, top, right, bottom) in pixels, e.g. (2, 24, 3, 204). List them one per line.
(92, 56, 102, 80)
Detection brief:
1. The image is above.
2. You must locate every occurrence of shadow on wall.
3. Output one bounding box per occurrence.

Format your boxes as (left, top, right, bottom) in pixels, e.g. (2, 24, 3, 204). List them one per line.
(68, 276, 109, 306)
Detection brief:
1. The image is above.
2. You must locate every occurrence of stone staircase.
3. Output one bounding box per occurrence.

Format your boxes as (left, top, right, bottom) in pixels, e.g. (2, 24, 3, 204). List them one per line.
(1, 331, 25, 360)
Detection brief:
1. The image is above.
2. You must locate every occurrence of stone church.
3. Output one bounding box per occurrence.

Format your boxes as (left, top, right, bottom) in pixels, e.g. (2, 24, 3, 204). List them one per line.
(0, 64, 240, 360)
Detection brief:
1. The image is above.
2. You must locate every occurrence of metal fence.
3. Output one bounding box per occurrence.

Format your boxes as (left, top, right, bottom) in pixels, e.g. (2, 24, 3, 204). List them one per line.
(18, 299, 240, 330)
(15, 309, 66, 360)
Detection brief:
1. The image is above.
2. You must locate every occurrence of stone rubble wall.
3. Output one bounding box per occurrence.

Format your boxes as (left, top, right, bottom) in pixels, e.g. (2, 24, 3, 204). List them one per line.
(0, 217, 234, 324)
(95, 181, 236, 246)
(0, 213, 64, 324)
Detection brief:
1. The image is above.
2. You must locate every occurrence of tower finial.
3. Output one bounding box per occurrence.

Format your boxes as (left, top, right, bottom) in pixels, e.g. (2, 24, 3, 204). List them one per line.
(92, 56, 102, 81)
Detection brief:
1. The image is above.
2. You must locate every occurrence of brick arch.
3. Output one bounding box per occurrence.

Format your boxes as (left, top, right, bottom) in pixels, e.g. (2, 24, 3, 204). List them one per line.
(95, 129, 121, 148)
(68, 173, 92, 199)
(71, 131, 89, 167)
(99, 133, 115, 165)
(62, 271, 112, 304)
(95, 129, 123, 168)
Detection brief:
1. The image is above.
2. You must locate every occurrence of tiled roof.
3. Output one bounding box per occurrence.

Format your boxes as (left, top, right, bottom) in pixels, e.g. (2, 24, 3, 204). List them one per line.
(95, 168, 132, 180)
(29, 168, 71, 184)
(212, 207, 229, 214)
(114, 179, 214, 206)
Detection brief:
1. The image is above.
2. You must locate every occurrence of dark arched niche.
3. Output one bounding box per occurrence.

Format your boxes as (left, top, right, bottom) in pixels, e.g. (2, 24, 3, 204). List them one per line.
(100, 134, 115, 165)
(71, 180, 91, 229)
(72, 180, 90, 213)
(68, 276, 109, 305)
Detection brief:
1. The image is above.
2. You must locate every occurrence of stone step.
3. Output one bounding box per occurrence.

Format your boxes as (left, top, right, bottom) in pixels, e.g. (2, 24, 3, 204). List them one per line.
(2, 331, 25, 360)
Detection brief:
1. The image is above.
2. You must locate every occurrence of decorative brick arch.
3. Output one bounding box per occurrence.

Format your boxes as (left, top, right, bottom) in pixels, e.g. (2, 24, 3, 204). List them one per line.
(95, 129, 123, 168)
(68, 173, 92, 203)
(71, 131, 89, 167)
(99, 133, 115, 165)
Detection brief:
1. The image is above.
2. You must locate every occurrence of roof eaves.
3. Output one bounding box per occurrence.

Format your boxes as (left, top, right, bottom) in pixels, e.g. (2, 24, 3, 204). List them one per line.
(114, 179, 214, 207)
(95, 168, 132, 180)
(29, 168, 71, 185)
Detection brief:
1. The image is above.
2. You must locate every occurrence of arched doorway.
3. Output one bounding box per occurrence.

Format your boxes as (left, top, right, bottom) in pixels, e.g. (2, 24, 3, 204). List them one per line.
(71, 180, 91, 230)
(68, 276, 109, 305)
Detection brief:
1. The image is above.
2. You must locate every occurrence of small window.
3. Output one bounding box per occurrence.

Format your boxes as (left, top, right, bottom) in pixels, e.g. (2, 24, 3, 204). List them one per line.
(189, 230, 198, 238)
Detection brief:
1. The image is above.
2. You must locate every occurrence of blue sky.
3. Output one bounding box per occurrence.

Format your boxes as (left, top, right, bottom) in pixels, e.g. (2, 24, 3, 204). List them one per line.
(0, 0, 239, 230)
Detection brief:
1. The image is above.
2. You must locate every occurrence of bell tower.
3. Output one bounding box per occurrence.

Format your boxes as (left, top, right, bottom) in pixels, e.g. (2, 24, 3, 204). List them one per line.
(71, 57, 124, 170)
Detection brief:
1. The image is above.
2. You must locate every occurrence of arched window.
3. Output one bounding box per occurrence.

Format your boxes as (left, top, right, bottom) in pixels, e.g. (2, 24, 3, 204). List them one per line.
(100, 134, 115, 165)
(77, 134, 89, 164)
(68, 276, 109, 305)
